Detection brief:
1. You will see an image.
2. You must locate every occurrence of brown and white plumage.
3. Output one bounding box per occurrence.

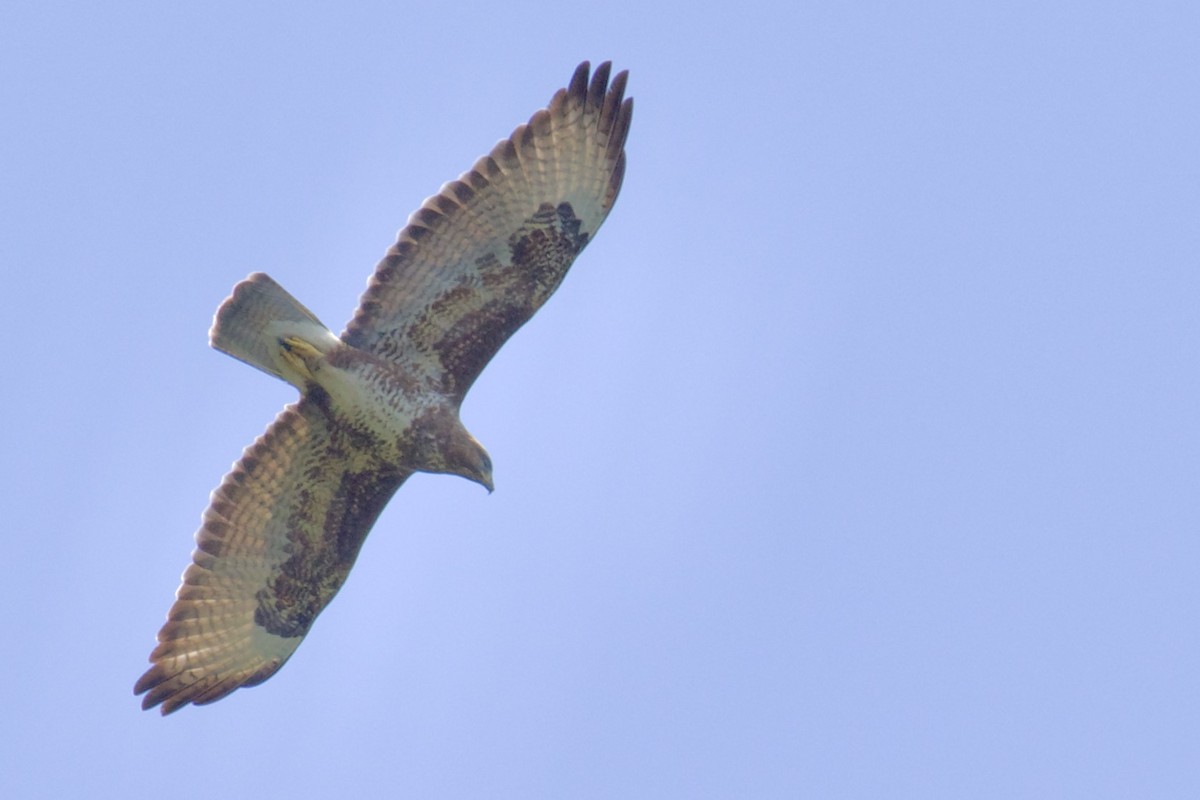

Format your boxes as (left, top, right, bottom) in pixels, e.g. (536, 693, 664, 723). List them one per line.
(135, 62, 632, 714)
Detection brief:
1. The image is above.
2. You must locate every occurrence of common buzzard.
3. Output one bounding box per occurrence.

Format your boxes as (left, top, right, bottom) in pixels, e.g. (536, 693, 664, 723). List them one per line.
(135, 62, 632, 714)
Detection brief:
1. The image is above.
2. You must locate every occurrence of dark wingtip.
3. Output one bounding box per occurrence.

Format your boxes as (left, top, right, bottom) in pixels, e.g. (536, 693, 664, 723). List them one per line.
(609, 69, 629, 105)
(588, 61, 613, 107)
(569, 61, 590, 97)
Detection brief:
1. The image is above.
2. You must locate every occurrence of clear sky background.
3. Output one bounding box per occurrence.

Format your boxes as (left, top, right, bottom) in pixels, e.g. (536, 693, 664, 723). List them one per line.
(2, 1, 1197, 797)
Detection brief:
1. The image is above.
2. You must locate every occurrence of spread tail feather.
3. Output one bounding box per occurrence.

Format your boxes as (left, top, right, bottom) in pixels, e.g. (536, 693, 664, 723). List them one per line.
(210, 273, 340, 385)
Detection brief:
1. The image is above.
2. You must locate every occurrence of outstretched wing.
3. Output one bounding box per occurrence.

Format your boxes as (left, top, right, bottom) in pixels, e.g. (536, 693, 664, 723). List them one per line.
(343, 61, 633, 401)
(135, 401, 410, 714)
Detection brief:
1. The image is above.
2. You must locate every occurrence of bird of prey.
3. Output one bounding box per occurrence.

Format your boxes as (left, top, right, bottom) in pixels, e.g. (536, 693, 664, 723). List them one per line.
(135, 62, 632, 714)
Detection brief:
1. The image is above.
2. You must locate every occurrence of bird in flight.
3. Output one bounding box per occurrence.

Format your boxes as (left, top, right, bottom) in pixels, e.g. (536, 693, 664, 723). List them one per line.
(135, 61, 632, 714)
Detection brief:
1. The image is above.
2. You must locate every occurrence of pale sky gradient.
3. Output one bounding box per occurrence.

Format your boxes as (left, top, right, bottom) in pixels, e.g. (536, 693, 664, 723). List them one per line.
(2, 1, 1198, 797)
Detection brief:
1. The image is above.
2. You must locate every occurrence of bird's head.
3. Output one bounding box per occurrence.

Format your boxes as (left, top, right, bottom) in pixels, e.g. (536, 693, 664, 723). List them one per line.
(446, 426, 494, 493)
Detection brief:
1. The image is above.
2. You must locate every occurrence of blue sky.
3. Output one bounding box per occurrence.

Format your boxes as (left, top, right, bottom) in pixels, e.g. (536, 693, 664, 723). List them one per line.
(2, 1, 1198, 797)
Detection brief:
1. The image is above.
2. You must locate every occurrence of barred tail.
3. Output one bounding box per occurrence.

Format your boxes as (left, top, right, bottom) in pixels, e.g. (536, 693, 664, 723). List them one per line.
(210, 272, 340, 386)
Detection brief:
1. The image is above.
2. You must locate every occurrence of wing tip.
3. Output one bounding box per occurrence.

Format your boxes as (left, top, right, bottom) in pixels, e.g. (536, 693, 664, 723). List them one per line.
(134, 663, 190, 715)
(568, 60, 589, 96)
(134, 653, 290, 715)
(566, 60, 632, 160)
